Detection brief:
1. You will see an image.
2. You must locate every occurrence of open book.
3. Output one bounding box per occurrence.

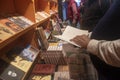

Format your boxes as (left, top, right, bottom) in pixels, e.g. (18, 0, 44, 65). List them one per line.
(54, 26, 88, 47)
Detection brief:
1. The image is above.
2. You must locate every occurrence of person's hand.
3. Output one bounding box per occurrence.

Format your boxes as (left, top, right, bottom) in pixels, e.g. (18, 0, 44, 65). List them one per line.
(70, 35, 90, 48)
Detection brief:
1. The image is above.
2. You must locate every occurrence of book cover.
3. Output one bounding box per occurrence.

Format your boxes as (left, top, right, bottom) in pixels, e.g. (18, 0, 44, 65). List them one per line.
(37, 12, 48, 18)
(0, 23, 14, 41)
(35, 12, 45, 22)
(27, 74, 51, 80)
(18, 16, 34, 25)
(44, 29, 51, 39)
(36, 27, 49, 50)
(32, 64, 56, 75)
(57, 65, 69, 72)
(0, 59, 25, 80)
(0, 46, 39, 72)
(20, 45, 40, 62)
(40, 51, 65, 65)
(54, 26, 88, 47)
(0, 18, 23, 33)
(54, 71, 70, 80)
(47, 42, 62, 51)
(8, 16, 30, 28)
(42, 11, 50, 17)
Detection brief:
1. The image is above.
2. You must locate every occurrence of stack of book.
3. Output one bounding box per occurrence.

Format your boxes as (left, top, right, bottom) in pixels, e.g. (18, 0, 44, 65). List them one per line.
(39, 41, 67, 65)
(40, 51, 66, 65)
(61, 43, 86, 79)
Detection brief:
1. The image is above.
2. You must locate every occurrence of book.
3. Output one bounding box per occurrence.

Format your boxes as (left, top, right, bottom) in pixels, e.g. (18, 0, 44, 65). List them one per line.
(36, 27, 49, 50)
(0, 18, 23, 33)
(0, 59, 25, 80)
(44, 29, 51, 39)
(18, 16, 34, 25)
(8, 16, 30, 28)
(54, 26, 88, 47)
(57, 65, 69, 72)
(0, 45, 39, 72)
(20, 45, 40, 62)
(37, 12, 49, 19)
(32, 64, 55, 74)
(0, 23, 15, 41)
(28, 74, 51, 80)
(41, 51, 66, 65)
(54, 71, 70, 80)
(35, 12, 45, 22)
(47, 42, 62, 51)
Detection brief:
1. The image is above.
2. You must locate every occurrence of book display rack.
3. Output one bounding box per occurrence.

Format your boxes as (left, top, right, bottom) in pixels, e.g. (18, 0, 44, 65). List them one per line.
(0, 0, 58, 80)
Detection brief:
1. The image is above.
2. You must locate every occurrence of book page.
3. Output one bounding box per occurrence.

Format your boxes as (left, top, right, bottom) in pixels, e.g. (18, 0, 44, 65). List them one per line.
(54, 26, 88, 47)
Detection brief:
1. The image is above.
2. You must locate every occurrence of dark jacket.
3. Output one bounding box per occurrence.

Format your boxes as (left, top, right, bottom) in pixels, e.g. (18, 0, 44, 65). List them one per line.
(91, 0, 120, 80)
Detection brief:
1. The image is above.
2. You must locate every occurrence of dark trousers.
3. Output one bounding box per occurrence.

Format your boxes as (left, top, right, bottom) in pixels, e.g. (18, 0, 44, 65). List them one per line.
(90, 54, 120, 80)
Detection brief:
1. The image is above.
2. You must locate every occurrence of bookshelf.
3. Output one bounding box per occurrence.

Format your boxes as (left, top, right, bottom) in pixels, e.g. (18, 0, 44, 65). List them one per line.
(0, 0, 58, 80)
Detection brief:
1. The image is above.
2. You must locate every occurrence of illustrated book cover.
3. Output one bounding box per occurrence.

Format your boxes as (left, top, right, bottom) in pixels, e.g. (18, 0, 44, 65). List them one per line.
(0, 18, 23, 33)
(0, 59, 25, 80)
(0, 45, 39, 72)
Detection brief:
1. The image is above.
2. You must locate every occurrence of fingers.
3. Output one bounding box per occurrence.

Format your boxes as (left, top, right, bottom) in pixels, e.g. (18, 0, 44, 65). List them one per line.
(70, 35, 90, 48)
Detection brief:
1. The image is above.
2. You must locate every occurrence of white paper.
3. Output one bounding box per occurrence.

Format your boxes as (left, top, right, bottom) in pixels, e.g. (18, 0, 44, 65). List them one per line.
(54, 26, 88, 47)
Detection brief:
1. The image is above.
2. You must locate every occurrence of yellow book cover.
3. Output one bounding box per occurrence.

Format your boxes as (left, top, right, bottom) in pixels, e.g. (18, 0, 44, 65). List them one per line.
(1, 53, 32, 72)
(30, 75, 51, 80)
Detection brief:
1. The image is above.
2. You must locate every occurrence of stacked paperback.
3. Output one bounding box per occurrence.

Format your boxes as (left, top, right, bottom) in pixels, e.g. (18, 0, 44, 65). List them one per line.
(40, 42, 67, 65)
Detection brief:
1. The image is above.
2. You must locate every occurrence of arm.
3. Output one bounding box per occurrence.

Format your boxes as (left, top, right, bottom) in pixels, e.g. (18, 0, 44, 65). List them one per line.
(87, 39, 120, 67)
(71, 35, 120, 67)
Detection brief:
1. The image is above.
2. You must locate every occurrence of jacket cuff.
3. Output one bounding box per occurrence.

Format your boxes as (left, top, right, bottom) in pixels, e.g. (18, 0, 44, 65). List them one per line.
(87, 39, 99, 55)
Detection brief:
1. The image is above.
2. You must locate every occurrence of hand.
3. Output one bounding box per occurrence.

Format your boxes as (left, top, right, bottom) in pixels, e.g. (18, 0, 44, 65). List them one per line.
(70, 35, 90, 48)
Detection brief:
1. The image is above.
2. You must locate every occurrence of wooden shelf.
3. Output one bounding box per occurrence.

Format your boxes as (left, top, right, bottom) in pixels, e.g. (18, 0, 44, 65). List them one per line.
(0, 0, 58, 80)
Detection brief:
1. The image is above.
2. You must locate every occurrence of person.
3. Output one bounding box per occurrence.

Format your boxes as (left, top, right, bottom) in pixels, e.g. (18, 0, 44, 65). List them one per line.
(71, 0, 120, 80)
(71, 34, 120, 67)
(80, 0, 113, 32)
(66, 0, 79, 27)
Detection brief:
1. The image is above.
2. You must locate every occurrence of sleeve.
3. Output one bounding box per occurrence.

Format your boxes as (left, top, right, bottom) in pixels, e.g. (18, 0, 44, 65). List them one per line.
(87, 39, 120, 67)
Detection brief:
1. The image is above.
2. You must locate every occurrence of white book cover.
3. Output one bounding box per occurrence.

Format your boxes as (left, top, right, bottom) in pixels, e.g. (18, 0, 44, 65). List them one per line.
(54, 26, 88, 47)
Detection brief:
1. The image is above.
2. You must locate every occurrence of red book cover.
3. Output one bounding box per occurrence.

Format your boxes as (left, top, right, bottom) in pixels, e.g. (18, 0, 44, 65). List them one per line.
(32, 64, 56, 75)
